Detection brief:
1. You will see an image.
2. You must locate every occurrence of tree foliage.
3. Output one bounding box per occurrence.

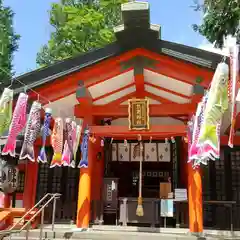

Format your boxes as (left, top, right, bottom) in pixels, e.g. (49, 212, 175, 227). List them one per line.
(193, 0, 240, 48)
(0, 0, 20, 82)
(36, 0, 127, 67)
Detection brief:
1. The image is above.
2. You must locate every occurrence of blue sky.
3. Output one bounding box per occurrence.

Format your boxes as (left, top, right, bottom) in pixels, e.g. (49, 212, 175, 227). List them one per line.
(4, 0, 205, 76)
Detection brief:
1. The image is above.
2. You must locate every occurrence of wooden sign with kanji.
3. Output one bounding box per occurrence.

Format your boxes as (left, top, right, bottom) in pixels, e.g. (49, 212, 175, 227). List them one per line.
(128, 98, 150, 130)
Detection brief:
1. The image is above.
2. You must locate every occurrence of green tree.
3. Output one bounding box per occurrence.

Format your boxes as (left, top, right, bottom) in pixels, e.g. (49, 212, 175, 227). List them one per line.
(36, 0, 127, 67)
(0, 0, 20, 82)
(193, 0, 240, 48)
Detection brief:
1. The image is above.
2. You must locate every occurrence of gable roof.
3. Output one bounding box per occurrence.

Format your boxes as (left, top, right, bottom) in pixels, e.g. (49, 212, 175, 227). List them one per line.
(0, 1, 227, 93)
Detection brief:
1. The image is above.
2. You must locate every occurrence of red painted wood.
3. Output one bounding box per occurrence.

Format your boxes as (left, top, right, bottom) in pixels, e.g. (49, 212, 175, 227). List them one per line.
(145, 82, 191, 99)
(88, 125, 186, 137)
(93, 83, 135, 102)
(75, 103, 196, 118)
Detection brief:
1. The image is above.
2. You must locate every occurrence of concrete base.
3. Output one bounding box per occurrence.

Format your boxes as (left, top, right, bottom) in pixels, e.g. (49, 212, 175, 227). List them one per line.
(3, 224, 240, 240)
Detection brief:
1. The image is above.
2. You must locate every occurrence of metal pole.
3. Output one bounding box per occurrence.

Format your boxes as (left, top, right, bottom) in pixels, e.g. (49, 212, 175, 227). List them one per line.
(52, 197, 57, 231)
(25, 225, 29, 240)
(12, 192, 16, 208)
(39, 208, 45, 240)
(230, 205, 233, 233)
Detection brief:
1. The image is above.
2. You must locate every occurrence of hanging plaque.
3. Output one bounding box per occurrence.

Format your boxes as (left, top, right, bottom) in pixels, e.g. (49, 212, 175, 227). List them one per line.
(0, 159, 19, 194)
(128, 98, 150, 130)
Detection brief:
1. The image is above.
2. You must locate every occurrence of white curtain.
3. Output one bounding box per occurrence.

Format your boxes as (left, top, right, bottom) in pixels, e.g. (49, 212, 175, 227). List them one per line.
(111, 143, 117, 161)
(144, 143, 157, 162)
(118, 143, 130, 161)
(158, 143, 170, 162)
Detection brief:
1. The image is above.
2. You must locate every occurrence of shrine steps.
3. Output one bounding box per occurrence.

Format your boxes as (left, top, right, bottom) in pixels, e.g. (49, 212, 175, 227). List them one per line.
(2, 224, 240, 239)
(1, 228, 199, 240)
(3, 225, 239, 240)
(0, 208, 39, 231)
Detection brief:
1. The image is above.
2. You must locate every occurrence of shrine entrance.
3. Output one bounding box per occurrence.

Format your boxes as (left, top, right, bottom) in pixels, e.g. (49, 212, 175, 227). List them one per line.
(35, 147, 80, 223)
(109, 140, 173, 199)
(101, 138, 181, 227)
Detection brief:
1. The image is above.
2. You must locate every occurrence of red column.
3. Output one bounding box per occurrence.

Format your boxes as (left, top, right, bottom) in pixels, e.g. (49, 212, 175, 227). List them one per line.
(187, 87, 204, 233)
(76, 112, 94, 228)
(184, 127, 203, 233)
(76, 139, 94, 228)
(23, 146, 39, 209)
(4, 193, 13, 228)
(187, 163, 203, 233)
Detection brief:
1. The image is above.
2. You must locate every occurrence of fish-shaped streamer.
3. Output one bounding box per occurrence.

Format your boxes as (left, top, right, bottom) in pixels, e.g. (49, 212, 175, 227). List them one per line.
(0, 88, 13, 138)
(62, 118, 74, 167)
(19, 101, 41, 162)
(70, 124, 81, 168)
(78, 128, 89, 168)
(2, 93, 28, 157)
(50, 118, 63, 168)
(189, 94, 207, 163)
(38, 108, 52, 163)
(198, 62, 229, 151)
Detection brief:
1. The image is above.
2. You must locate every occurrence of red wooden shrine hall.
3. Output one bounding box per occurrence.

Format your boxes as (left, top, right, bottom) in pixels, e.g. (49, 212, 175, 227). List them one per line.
(1, 1, 240, 234)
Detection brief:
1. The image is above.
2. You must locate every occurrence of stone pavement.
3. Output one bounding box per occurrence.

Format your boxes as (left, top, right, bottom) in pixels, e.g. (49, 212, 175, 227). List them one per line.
(1, 225, 240, 240)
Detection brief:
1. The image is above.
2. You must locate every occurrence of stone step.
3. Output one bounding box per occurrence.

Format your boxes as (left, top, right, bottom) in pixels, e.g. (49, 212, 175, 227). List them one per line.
(1, 225, 238, 240)
(3, 230, 199, 240)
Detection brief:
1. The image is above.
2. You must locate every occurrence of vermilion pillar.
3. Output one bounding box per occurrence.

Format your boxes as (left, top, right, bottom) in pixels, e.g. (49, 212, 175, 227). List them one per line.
(76, 140, 94, 228)
(23, 146, 39, 209)
(187, 163, 203, 233)
(184, 139, 203, 233)
(76, 102, 94, 228)
(187, 85, 204, 233)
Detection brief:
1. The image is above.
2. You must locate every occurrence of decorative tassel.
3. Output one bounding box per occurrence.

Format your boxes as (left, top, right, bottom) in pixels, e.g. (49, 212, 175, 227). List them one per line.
(183, 136, 188, 143)
(149, 136, 152, 143)
(89, 134, 96, 143)
(124, 139, 127, 147)
(138, 134, 142, 142)
(101, 139, 104, 147)
(171, 136, 175, 144)
(136, 142, 144, 217)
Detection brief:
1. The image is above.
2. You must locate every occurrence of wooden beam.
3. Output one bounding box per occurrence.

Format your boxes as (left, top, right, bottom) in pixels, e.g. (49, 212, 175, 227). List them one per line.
(75, 103, 196, 118)
(144, 91, 174, 104)
(76, 80, 92, 105)
(134, 58, 145, 98)
(93, 83, 135, 102)
(27, 49, 139, 103)
(88, 125, 186, 137)
(135, 74, 145, 97)
(104, 92, 136, 107)
(29, 47, 215, 105)
(86, 67, 133, 88)
(145, 82, 191, 100)
(140, 48, 213, 87)
(221, 135, 240, 146)
(145, 66, 198, 87)
(27, 47, 214, 103)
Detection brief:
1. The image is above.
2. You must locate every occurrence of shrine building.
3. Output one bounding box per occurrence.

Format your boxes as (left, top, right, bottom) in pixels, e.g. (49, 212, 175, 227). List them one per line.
(1, 1, 240, 234)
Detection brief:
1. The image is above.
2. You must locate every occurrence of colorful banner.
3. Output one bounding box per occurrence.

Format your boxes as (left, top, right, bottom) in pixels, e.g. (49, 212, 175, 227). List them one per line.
(228, 44, 239, 148)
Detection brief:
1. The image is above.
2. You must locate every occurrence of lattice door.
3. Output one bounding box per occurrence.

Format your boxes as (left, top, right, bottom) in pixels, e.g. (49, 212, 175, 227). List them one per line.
(171, 138, 180, 189)
(229, 150, 240, 229)
(36, 147, 80, 223)
(36, 162, 49, 202)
